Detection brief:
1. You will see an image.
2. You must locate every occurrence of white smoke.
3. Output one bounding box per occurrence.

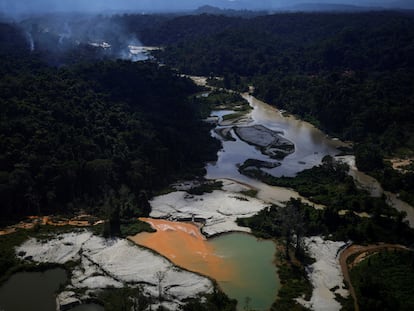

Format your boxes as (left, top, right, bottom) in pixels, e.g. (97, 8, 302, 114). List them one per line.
(58, 22, 72, 45)
(17, 14, 161, 62)
(118, 36, 151, 62)
(25, 31, 34, 51)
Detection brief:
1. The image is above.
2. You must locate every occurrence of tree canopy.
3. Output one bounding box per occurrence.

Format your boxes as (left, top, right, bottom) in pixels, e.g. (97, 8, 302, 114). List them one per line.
(0, 24, 220, 223)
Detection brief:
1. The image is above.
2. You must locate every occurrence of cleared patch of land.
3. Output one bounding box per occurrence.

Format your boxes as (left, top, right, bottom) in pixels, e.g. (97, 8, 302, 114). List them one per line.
(296, 236, 349, 311)
(149, 181, 270, 237)
(16, 231, 213, 310)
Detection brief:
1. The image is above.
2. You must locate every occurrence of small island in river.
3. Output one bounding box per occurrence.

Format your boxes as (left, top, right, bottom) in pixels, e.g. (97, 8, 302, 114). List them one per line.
(234, 125, 295, 159)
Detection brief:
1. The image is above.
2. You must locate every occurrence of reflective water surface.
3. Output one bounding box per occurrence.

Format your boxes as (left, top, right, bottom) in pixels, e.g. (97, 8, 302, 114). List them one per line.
(0, 268, 67, 311)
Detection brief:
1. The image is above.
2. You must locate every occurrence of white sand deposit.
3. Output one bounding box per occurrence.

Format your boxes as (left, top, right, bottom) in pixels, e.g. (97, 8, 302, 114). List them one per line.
(296, 236, 348, 311)
(16, 231, 213, 310)
(149, 188, 270, 236)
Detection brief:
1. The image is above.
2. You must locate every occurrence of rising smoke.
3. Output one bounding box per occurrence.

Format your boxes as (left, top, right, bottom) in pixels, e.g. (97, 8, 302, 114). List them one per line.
(24, 30, 35, 51)
(1, 0, 411, 18)
(2, 0, 411, 62)
(17, 13, 152, 63)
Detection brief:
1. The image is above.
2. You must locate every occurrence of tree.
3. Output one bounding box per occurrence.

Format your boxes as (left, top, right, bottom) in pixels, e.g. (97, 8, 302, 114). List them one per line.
(355, 143, 384, 172)
(103, 196, 121, 238)
(278, 199, 305, 260)
(155, 270, 167, 302)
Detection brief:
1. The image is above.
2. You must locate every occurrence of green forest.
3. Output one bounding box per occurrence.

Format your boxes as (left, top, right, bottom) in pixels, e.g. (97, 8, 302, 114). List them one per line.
(1, 8, 414, 311)
(0, 22, 220, 224)
(350, 250, 414, 311)
(151, 12, 414, 150)
(138, 11, 414, 204)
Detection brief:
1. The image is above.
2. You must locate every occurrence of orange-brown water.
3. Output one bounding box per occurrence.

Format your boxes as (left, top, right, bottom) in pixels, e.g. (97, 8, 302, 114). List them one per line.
(0, 215, 100, 236)
(130, 218, 234, 282)
(131, 218, 279, 310)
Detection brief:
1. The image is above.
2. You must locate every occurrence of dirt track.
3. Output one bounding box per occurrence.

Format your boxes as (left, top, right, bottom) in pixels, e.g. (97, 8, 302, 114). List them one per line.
(339, 243, 409, 311)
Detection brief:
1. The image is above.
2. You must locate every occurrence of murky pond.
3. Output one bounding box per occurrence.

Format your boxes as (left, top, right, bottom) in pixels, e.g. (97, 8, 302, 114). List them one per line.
(211, 232, 279, 310)
(0, 268, 67, 311)
(131, 219, 278, 310)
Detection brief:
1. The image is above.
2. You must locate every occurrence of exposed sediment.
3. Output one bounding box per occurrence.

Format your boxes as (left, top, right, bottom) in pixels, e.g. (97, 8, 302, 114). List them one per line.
(233, 125, 294, 159)
(149, 185, 270, 237)
(296, 236, 349, 311)
(130, 218, 235, 282)
(16, 231, 213, 311)
(214, 127, 236, 141)
(238, 158, 281, 176)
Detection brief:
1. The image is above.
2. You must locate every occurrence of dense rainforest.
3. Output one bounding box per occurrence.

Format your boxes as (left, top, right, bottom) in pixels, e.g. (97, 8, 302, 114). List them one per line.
(1, 10, 414, 311)
(127, 11, 414, 204)
(17, 11, 414, 154)
(0, 22, 220, 224)
(147, 12, 414, 151)
(2, 9, 414, 221)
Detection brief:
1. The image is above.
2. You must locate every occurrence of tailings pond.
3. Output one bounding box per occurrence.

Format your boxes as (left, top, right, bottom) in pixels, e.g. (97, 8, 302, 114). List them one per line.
(132, 219, 278, 310)
(0, 268, 67, 311)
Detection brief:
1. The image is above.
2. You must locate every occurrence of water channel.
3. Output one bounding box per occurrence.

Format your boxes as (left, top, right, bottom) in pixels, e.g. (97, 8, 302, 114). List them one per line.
(207, 93, 345, 181)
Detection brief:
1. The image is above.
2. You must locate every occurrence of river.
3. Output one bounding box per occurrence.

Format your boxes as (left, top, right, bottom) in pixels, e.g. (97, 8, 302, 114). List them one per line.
(206, 93, 345, 181)
(131, 82, 349, 309)
(206, 90, 341, 209)
(205, 82, 414, 226)
(337, 155, 414, 227)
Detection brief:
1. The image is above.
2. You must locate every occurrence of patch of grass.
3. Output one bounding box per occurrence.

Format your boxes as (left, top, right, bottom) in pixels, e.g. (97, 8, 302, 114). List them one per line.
(195, 89, 251, 119)
(222, 111, 247, 121)
(187, 181, 223, 195)
(120, 219, 155, 237)
(89, 223, 104, 236)
(240, 189, 258, 198)
(154, 185, 176, 196)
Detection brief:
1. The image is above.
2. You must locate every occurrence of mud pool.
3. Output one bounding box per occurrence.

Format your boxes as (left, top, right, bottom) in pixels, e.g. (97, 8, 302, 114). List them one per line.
(132, 219, 279, 310)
